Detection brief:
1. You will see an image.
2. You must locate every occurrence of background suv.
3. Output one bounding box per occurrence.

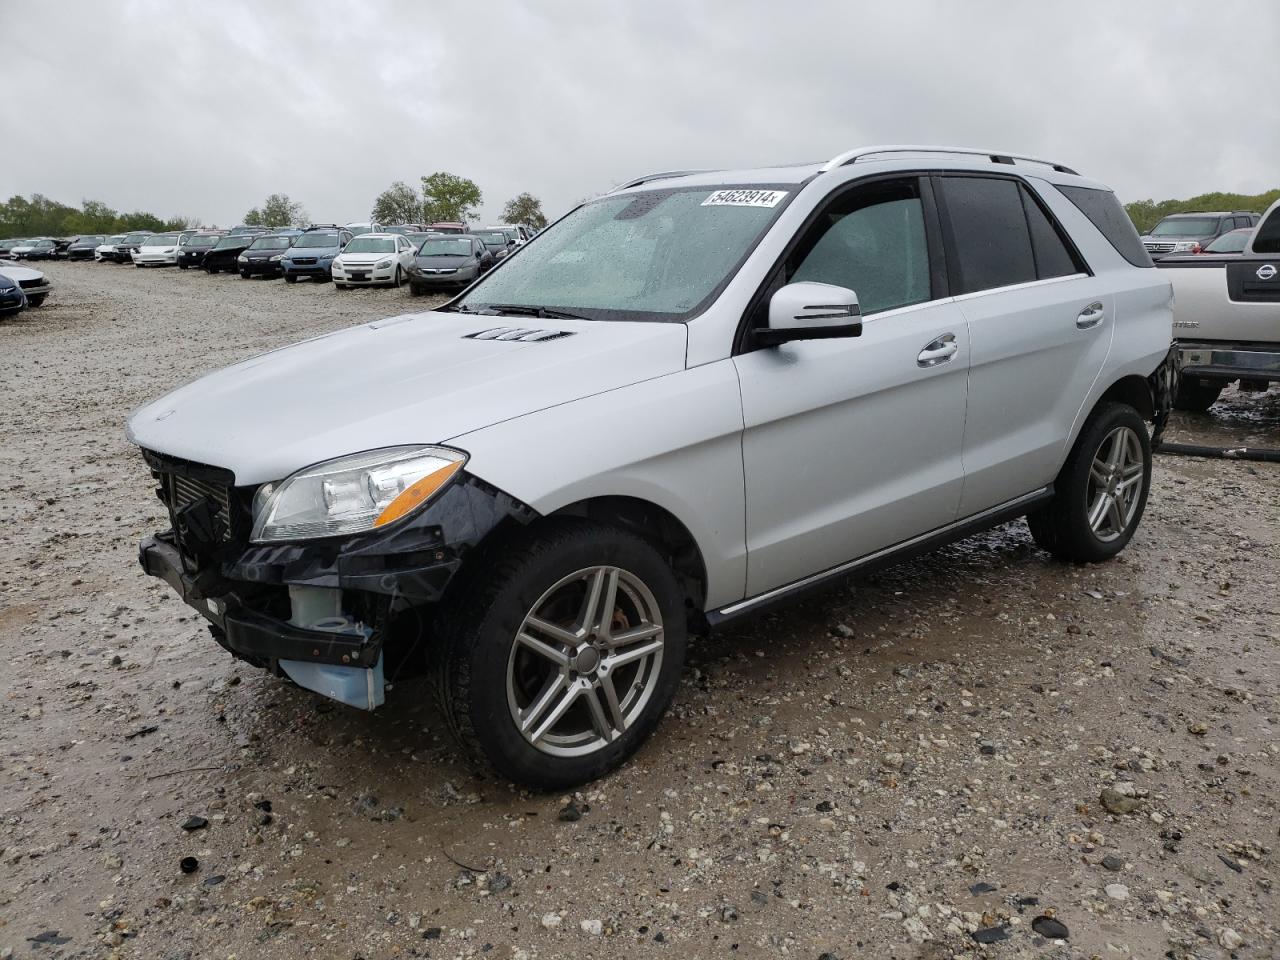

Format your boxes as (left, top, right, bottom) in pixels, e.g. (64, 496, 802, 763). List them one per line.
(280, 226, 353, 283)
(129, 145, 1175, 789)
(1140, 211, 1259, 259)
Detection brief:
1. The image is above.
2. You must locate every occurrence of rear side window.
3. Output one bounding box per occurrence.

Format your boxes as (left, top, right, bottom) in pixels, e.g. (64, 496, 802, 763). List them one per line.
(1057, 185, 1153, 268)
(1019, 185, 1085, 280)
(1252, 209, 1280, 254)
(938, 177, 1037, 294)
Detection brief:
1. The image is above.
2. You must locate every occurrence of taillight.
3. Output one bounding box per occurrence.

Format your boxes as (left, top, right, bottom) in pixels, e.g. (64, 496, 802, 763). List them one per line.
(1192, 243, 1203, 254)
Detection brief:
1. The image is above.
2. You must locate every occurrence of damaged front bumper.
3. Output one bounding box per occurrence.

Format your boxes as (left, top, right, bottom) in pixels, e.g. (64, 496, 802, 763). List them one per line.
(137, 460, 536, 707)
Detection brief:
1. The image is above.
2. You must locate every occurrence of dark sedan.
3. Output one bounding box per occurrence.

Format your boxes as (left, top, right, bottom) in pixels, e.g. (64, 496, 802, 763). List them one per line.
(0, 273, 25, 317)
(177, 232, 225, 269)
(14, 239, 59, 261)
(237, 234, 295, 278)
(66, 235, 107, 260)
(105, 231, 154, 264)
(202, 234, 256, 273)
(407, 235, 494, 294)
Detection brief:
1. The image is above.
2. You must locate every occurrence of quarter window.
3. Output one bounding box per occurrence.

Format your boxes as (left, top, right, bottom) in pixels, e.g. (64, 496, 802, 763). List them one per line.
(1056, 185, 1153, 268)
(1019, 185, 1085, 279)
(787, 178, 931, 315)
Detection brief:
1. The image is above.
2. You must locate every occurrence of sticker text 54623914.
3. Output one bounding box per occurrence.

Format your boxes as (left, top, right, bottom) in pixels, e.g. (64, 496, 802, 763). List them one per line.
(701, 189, 788, 208)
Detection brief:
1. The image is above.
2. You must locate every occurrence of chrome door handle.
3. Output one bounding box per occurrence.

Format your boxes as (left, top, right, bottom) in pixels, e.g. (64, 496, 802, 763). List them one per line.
(917, 333, 959, 367)
(1076, 301, 1105, 329)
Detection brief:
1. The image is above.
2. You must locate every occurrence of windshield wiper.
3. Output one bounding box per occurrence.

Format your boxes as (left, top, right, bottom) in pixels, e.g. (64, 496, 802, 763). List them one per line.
(478, 304, 592, 322)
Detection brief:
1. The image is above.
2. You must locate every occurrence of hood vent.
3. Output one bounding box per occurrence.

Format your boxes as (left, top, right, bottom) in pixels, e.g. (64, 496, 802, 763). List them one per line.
(464, 326, 574, 343)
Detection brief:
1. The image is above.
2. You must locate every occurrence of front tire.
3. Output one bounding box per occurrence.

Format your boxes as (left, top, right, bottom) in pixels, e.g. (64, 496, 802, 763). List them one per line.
(1173, 378, 1223, 413)
(27, 295, 46, 308)
(1028, 402, 1151, 563)
(393, 265, 403, 288)
(239, 270, 250, 279)
(284, 273, 297, 284)
(434, 520, 688, 790)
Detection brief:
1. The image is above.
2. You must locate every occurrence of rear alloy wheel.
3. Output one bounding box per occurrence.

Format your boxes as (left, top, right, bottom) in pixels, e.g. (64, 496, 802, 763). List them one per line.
(435, 521, 687, 789)
(1028, 402, 1151, 562)
(1173, 378, 1223, 414)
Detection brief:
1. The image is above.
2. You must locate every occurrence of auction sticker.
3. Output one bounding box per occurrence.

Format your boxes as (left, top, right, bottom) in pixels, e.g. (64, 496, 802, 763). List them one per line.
(702, 189, 788, 208)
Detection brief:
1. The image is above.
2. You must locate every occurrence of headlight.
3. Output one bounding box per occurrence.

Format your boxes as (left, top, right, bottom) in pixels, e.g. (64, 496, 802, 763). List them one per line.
(250, 445, 467, 542)
(270, 254, 284, 261)
(237, 254, 248, 262)
(375, 259, 392, 269)
(1171, 241, 1200, 252)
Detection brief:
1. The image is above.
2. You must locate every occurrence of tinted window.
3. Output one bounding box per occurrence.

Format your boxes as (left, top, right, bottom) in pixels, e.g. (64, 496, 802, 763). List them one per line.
(1251, 208, 1280, 254)
(1056, 186, 1153, 268)
(939, 177, 1037, 294)
(789, 179, 930, 314)
(1205, 230, 1250, 253)
(1018, 186, 1084, 279)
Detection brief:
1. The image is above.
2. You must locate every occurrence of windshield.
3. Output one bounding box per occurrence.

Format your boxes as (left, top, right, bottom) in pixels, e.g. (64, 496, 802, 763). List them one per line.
(343, 237, 395, 254)
(249, 236, 293, 250)
(296, 231, 339, 247)
(104, 235, 124, 244)
(1151, 217, 1218, 236)
(1205, 229, 1251, 253)
(213, 236, 247, 250)
(476, 231, 509, 246)
(456, 185, 792, 321)
(77, 235, 105, 244)
(185, 234, 219, 248)
(146, 233, 180, 245)
(419, 238, 472, 256)
(123, 233, 152, 243)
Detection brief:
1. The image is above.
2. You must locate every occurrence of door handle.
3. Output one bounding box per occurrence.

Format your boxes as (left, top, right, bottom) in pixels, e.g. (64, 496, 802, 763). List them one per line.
(1076, 301, 1105, 329)
(917, 333, 959, 367)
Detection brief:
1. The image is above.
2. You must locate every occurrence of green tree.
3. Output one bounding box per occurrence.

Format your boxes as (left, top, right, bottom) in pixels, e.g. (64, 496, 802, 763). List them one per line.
(500, 192, 548, 230)
(1125, 189, 1280, 234)
(420, 172, 482, 224)
(372, 181, 424, 225)
(243, 193, 307, 228)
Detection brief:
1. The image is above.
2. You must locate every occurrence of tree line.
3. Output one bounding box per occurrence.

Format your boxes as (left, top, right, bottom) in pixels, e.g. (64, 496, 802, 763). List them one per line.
(371, 172, 548, 230)
(1124, 188, 1280, 234)
(0, 195, 197, 239)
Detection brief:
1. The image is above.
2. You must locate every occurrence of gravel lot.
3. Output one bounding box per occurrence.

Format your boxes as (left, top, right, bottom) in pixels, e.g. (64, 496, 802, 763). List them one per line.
(2, 262, 1277, 960)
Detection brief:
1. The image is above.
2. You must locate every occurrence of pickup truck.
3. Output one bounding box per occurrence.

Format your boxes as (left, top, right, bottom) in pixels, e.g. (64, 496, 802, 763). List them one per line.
(1158, 198, 1280, 411)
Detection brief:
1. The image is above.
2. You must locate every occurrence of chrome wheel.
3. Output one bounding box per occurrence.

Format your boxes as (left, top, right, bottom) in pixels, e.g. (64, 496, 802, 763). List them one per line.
(506, 565, 664, 757)
(1086, 425, 1144, 542)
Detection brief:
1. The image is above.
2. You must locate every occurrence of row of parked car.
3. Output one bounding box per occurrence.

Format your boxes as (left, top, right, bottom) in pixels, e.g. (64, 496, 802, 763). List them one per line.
(1140, 210, 1263, 259)
(0, 220, 539, 294)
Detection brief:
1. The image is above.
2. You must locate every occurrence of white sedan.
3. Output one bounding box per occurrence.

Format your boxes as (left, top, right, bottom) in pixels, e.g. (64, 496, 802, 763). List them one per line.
(96, 234, 126, 261)
(331, 233, 417, 288)
(133, 232, 184, 267)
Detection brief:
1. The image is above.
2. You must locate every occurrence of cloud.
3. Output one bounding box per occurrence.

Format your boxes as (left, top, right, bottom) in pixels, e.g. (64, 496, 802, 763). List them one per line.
(3, 0, 1276, 226)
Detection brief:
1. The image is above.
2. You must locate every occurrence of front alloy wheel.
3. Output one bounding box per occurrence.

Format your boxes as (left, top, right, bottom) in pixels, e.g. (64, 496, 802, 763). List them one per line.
(435, 520, 687, 789)
(507, 566, 665, 757)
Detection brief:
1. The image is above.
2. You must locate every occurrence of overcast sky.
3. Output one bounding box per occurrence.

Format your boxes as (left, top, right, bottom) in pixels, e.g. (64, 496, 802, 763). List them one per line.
(4, 1, 1278, 227)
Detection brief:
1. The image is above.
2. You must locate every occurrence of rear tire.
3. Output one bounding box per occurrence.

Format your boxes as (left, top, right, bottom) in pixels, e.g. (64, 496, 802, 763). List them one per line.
(1173, 378, 1223, 413)
(434, 519, 687, 790)
(1028, 402, 1151, 563)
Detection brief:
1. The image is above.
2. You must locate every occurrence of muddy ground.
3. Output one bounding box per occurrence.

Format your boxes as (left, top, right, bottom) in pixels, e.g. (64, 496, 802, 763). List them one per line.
(1, 262, 1277, 960)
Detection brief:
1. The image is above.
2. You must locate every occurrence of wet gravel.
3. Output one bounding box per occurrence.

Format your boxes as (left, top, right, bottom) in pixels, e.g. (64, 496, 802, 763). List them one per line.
(1, 262, 1278, 959)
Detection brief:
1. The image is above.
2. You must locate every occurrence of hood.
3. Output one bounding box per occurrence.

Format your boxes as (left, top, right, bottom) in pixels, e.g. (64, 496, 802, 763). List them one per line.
(337, 251, 396, 264)
(128, 311, 688, 485)
(413, 254, 473, 268)
(286, 245, 339, 257)
(0, 263, 43, 282)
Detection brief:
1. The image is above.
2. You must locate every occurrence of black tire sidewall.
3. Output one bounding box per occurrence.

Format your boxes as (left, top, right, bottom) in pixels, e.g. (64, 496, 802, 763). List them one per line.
(454, 524, 687, 789)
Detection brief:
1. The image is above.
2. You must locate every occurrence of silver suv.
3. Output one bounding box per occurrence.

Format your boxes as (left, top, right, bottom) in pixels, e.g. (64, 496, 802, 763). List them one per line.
(129, 145, 1177, 788)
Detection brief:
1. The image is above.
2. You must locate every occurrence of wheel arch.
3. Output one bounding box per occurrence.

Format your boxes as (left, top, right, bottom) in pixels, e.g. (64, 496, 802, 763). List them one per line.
(1096, 374, 1155, 421)
(545, 495, 709, 624)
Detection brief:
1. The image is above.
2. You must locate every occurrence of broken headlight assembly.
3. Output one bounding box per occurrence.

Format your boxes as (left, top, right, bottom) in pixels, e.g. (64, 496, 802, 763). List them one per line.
(250, 445, 467, 543)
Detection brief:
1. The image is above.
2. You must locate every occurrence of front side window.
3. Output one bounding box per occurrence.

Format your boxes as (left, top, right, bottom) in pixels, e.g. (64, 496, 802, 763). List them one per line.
(787, 179, 931, 315)
(938, 176, 1037, 295)
(455, 184, 793, 322)
(1251, 209, 1280, 254)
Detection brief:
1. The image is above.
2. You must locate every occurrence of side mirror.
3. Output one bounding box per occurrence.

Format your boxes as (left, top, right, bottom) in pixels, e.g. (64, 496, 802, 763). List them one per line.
(755, 281, 863, 346)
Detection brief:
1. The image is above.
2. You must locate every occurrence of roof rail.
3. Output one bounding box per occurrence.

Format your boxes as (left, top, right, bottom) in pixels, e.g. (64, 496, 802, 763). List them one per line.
(819, 144, 1079, 176)
(616, 169, 717, 191)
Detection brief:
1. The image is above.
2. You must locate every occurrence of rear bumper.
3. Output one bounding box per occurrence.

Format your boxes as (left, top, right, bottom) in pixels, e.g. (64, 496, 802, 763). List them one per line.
(1178, 343, 1280, 381)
